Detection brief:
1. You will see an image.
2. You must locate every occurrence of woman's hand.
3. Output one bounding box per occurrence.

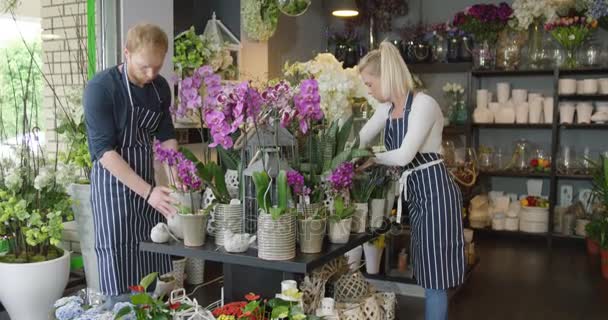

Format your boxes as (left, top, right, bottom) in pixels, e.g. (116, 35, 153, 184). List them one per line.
(147, 186, 178, 219)
(355, 157, 376, 173)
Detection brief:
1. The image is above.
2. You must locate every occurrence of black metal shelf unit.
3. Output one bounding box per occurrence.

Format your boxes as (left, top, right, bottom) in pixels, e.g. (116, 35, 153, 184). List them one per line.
(467, 67, 608, 247)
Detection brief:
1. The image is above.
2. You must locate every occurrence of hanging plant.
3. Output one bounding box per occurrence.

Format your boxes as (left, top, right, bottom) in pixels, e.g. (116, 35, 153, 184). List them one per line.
(242, 0, 280, 41)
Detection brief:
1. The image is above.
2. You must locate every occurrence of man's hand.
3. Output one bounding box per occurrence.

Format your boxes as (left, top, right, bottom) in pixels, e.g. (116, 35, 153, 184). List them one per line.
(356, 157, 376, 173)
(147, 186, 178, 219)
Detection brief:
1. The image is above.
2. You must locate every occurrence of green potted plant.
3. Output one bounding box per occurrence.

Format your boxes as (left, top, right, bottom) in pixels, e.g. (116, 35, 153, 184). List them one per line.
(253, 170, 297, 260)
(327, 163, 356, 244)
(585, 218, 602, 255)
(351, 167, 385, 233)
(0, 36, 76, 319)
(179, 148, 238, 247)
(287, 170, 327, 254)
(369, 179, 387, 229)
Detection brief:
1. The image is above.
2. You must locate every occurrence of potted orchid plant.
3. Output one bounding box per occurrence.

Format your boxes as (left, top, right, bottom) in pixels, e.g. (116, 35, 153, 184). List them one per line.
(351, 167, 385, 234)
(253, 170, 297, 260)
(327, 162, 356, 244)
(287, 170, 327, 254)
(154, 142, 209, 246)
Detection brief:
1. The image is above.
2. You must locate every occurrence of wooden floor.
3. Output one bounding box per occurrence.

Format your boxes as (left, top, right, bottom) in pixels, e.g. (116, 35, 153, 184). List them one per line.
(3, 237, 606, 320)
(397, 236, 608, 320)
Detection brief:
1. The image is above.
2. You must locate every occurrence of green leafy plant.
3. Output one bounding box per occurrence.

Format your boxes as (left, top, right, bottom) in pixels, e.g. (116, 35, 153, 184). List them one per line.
(173, 26, 214, 75)
(242, 0, 280, 41)
(328, 195, 356, 222)
(0, 41, 75, 263)
(115, 272, 189, 320)
(266, 297, 307, 320)
(180, 147, 231, 205)
(252, 170, 293, 220)
(351, 167, 386, 203)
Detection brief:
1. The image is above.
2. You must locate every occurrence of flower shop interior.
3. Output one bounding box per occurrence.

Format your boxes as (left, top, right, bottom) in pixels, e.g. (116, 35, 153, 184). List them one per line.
(1, 0, 608, 319)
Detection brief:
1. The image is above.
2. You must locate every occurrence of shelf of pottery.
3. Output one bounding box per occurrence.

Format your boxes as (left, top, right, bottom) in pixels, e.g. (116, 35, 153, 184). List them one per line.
(466, 72, 608, 240)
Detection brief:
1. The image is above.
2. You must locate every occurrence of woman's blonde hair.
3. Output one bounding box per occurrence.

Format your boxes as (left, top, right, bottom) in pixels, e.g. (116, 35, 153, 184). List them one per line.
(358, 41, 415, 100)
(126, 23, 168, 53)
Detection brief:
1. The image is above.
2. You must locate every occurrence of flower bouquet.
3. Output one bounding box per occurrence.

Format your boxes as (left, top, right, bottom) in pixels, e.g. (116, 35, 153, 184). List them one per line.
(452, 2, 513, 69)
(442, 82, 466, 124)
(545, 15, 599, 68)
(585, 0, 608, 31)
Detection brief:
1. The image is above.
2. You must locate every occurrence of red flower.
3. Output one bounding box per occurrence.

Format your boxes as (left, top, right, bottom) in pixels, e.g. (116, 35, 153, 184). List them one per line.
(128, 285, 144, 293)
(530, 159, 539, 167)
(169, 302, 181, 310)
(245, 293, 260, 301)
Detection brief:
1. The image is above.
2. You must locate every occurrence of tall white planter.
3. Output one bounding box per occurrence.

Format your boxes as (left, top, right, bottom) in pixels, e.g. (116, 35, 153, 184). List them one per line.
(370, 199, 385, 229)
(363, 242, 383, 275)
(345, 245, 363, 271)
(67, 183, 99, 292)
(352, 203, 368, 233)
(0, 250, 70, 320)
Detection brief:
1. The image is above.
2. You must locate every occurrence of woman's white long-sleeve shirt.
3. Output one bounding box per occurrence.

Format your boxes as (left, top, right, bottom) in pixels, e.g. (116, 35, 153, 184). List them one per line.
(359, 92, 444, 167)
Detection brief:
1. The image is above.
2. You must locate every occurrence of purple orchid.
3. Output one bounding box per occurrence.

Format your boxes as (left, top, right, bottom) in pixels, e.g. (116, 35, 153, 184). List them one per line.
(328, 162, 355, 193)
(287, 170, 310, 197)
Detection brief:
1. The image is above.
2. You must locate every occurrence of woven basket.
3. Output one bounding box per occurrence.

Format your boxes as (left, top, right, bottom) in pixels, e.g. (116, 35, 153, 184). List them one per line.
(257, 212, 296, 260)
(362, 295, 384, 320)
(338, 303, 365, 320)
(376, 292, 396, 320)
(172, 258, 187, 289)
(334, 271, 371, 303)
(185, 257, 205, 285)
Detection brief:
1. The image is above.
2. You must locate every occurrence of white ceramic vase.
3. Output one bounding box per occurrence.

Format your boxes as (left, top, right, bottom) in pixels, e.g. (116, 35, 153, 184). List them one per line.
(0, 250, 70, 320)
(370, 199, 385, 229)
(363, 242, 383, 275)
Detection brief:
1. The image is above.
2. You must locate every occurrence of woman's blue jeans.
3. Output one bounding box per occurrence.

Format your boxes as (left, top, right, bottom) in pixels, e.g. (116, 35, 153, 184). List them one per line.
(425, 288, 448, 320)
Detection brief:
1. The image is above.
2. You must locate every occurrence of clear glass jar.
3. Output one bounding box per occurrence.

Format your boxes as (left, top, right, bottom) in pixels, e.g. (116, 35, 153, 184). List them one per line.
(430, 31, 448, 63)
(581, 41, 601, 67)
(507, 139, 532, 171)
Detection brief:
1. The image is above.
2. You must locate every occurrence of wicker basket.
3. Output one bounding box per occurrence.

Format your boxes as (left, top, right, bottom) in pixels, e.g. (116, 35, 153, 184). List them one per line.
(257, 212, 296, 260)
(362, 295, 384, 320)
(376, 292, 396, 320)
(172, 257, 187, 289)
(185, 257, 205, 285)
(338, 303, 365, 320)
(333, 271, 371, 303)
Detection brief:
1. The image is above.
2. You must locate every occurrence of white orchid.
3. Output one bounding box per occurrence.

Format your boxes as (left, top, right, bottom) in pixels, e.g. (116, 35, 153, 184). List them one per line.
(34, 167, 54, 191)
(510, 0, 562, 30)
(284, 53, 374, 122)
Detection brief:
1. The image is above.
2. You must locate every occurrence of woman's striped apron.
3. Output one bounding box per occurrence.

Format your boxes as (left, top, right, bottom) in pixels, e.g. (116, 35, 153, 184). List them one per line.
(90, 63, 171, 296)
(384, 92, 465, 290)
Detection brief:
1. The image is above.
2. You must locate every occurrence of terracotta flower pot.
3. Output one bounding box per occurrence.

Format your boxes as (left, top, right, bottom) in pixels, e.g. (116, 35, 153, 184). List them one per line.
(601, 249, 608, 280)
(586, 238, 600, 256)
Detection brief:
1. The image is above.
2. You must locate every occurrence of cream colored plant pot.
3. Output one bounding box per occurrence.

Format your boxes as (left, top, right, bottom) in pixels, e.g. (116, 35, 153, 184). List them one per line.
(370, 199, 385, 229)
(258, 212, 296, 260)
(179, 214, 208, 247)
(328, 218, 352, 244)
(0, 250, 70, 320)
(363, 242, 383, 275)
(298, 218, 326, 254)
(352, 203, 368, 233)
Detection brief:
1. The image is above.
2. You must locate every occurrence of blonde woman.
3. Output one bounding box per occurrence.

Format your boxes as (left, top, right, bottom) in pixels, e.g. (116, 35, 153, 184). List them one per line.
(357, 41, 464, 320)
(84, 23, 179, 300)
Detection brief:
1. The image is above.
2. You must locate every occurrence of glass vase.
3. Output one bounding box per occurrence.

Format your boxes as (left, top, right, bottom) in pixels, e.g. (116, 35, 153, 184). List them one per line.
(459, 35, 473, 62)
(562, 47, 578, 69)
(527, 21, 545, 69)
(430, 31, 447, 63)
(447, 36, 460, 62)
(472, 40, 496, 70)
(452, 101, 468, 125)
